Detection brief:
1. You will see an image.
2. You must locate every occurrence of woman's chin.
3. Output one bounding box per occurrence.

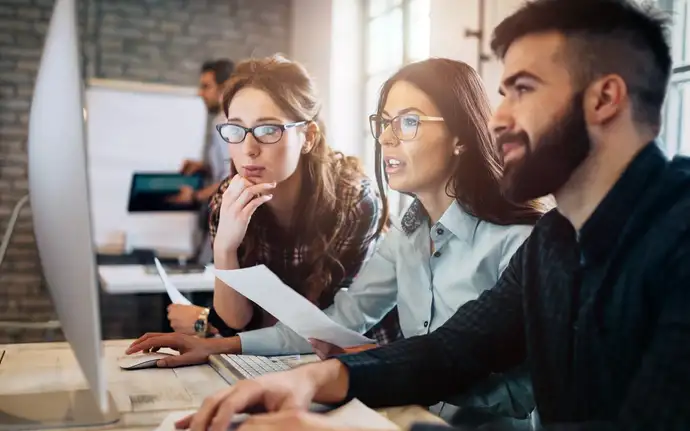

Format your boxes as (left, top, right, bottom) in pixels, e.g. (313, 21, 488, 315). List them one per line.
(244, 174, 278, 185)
(387, 177, 413, 194)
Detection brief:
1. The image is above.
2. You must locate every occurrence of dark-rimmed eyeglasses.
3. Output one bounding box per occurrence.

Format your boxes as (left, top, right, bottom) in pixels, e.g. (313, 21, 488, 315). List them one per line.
(369, 114, 444, 141)
(216, 121, 307, 144)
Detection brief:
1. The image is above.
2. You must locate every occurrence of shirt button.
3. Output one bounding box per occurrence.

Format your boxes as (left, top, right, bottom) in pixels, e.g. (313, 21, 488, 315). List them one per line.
(423, 321, 429, 328)
(433, 251, 441, 257)
(436, 228, 444, 235)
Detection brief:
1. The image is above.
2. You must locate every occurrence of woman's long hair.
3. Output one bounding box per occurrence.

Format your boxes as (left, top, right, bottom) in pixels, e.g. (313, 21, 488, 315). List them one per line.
(374, 58, 546, 225)
(222, 55, 388, 304)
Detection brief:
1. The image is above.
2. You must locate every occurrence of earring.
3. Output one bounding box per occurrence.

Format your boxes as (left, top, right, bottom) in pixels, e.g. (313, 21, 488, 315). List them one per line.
(453, 147, 461, 155)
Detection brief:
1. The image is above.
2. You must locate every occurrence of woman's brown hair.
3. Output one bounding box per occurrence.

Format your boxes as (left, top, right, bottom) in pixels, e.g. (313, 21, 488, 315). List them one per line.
(222, 55, 388, 304)
(374, 58, 547, 225)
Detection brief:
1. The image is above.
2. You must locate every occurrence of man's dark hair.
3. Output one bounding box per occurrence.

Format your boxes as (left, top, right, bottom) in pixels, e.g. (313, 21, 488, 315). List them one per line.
(491, 0, 672, 128)
(201, 59, 235, 85)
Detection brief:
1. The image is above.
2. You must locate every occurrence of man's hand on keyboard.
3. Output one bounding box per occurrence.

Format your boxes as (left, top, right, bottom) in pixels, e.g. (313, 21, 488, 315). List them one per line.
(125, 333, 215, 367)
(175, 369, 317, 431)
(176, 360, 351, 431)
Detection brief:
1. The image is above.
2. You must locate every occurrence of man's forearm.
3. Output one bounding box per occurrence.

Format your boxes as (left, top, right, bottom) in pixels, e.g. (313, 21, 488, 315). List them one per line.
(213, 252, 254, 329)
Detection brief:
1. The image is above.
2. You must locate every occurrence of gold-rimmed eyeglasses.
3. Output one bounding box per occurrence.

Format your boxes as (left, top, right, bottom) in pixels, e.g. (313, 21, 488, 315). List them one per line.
(369, 114, 444, 141)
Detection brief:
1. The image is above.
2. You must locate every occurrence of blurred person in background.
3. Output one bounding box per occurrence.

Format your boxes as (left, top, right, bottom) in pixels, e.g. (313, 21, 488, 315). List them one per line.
(166, 59, 235, 330)
(169, 58, 235, 224)
(171, 59, 236, 212)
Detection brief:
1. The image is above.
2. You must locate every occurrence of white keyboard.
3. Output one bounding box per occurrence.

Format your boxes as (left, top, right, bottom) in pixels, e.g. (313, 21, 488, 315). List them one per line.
(219, 354, 291, 379)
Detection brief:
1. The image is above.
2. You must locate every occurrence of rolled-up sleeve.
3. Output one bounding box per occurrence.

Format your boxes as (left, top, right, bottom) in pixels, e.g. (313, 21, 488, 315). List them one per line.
(239, 322, 313, 355)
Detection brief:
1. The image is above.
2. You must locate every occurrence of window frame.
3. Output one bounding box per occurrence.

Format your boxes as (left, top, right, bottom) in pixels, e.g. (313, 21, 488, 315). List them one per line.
(663, 66, 690, 156)
(660, 0, 690, 156)
(362, 0, 430, 215)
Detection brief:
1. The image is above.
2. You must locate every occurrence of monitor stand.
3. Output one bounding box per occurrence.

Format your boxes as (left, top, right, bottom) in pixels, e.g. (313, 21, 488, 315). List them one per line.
(0, 390, 120, 430)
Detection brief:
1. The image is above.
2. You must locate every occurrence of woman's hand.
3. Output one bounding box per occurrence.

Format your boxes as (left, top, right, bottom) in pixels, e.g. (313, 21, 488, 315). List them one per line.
(125, 333, 216, 367)
(167, 304, 206, 335)
(308, 339, 378, 360)
(213, 175, 276, 261)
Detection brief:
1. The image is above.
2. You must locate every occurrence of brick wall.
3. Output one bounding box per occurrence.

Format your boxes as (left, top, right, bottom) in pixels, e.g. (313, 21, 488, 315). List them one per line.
(0, 0, 291, 343)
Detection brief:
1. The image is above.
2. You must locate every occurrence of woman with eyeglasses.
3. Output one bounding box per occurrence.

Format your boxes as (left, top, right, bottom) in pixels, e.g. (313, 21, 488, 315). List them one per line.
(127, 54, 398, 357)
(296, 58, 546, 425)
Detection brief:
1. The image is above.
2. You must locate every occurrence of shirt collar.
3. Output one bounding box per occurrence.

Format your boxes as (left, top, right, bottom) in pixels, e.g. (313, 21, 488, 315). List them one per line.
(578, 142, 667, 265)
(399, 198, 479, 243)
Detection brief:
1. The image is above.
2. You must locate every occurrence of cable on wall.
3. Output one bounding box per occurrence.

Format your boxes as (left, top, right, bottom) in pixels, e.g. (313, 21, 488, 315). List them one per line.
(0, 194, 29, 271)
(0, 194, 62, 335)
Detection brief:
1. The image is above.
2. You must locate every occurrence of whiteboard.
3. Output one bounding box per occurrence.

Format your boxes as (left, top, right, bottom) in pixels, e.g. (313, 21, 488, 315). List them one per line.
(85, 79, 208, 257)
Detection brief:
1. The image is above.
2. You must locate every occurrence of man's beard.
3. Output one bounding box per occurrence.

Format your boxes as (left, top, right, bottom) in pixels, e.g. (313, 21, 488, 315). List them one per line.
(498, 92, 591, 202)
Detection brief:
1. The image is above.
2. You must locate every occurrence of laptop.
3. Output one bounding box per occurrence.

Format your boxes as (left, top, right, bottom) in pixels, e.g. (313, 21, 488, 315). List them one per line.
(127, 172, 204, 212)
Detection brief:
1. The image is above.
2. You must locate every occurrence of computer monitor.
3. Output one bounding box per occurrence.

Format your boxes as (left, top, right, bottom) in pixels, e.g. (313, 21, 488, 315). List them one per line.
(0, 0, 120, 428)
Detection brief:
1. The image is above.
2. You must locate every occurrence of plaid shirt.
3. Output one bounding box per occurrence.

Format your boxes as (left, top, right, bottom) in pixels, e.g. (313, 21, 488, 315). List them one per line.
(208, 172, 400, 343)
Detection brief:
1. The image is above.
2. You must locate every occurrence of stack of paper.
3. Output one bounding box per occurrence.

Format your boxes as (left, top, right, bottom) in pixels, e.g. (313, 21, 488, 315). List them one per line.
(325, 399, 398, 429)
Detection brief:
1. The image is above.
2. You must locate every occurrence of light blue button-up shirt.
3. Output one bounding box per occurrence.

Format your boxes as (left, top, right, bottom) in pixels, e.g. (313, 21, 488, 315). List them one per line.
(238, 199, 533, 355)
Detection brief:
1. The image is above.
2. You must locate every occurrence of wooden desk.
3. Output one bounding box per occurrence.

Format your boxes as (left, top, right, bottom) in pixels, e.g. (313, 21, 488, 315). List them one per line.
(0, 340, 446, 431)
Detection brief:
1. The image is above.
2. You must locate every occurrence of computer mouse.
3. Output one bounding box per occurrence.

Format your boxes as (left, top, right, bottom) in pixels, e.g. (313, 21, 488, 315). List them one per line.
(117, 352, 174, 370)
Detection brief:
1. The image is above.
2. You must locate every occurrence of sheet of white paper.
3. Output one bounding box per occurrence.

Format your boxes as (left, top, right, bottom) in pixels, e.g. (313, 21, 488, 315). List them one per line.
(212, 265, 373, 348)
(154, 258, 192, 305)
(326, 399, 398, 429)
(153, 410, 194, 431)
(153, 410, 250, 431)
(154, 399, 396, 431)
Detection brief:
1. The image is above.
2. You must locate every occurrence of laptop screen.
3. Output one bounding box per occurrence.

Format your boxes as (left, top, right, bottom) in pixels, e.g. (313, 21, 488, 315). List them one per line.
(127, 172, 204, 212)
